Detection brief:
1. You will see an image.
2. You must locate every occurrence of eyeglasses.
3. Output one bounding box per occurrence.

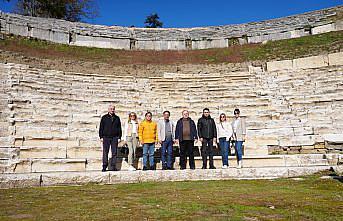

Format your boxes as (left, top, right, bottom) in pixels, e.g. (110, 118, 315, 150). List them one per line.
(234, 113, 239, 115)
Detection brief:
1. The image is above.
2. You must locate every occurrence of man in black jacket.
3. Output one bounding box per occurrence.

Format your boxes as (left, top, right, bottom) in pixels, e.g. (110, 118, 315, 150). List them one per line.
(175, 110, 198, 170)
(99, 105, 122, 172)
(197, 108, 217, 169)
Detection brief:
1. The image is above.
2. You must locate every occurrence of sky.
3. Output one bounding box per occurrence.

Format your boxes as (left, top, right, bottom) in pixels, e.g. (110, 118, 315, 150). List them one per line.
(0, 0, 342, 28)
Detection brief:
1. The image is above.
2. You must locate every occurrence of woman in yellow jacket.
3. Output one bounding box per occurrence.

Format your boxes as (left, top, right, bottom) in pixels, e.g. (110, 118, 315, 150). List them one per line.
(139, 112, 158, 170)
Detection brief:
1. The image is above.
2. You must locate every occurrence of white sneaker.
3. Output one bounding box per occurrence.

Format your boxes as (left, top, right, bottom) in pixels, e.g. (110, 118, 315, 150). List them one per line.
(236, 161, 242, 169)
(128, 166, 136, 171)
(222, 165, 228, 169)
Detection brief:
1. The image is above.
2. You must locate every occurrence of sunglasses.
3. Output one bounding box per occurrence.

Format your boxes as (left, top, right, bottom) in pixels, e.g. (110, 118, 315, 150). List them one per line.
(220, 116, 226, 118)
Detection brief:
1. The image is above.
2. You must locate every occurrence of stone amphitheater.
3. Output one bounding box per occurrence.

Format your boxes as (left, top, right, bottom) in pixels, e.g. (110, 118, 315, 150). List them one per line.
(0, 6, 342, 188)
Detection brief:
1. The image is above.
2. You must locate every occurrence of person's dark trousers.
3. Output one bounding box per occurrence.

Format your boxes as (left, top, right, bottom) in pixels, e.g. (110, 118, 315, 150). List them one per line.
(161, 138, 173, 169)
(201, 138, 214, 168)
(179, 140, 195, 169)
(102, 137, 118, 170)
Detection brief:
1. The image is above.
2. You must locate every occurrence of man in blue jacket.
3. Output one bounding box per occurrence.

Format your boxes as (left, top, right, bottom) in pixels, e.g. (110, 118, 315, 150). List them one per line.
(175, 110, 198, 170)
(99, 105, 122, 172)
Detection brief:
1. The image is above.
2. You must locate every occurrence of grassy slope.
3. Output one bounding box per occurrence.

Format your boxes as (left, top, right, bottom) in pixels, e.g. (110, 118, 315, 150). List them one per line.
(0, 171, 342, 220)
(0, 31, 342, 65)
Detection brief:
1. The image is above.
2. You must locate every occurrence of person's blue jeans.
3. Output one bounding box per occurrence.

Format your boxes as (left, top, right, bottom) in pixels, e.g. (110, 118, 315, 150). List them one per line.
(161, 138, 173, 168)
(219, 137, 230, 166)
(235, 141, 244, 161)
(143, 143, 155, 167)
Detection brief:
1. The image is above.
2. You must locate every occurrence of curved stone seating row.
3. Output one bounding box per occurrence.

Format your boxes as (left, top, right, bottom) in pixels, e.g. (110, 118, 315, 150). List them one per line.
(3, 153, 336, 174)
(0, 6, 342, 50)
(0, 164, 338, 189)
(0, 53, 342, 173)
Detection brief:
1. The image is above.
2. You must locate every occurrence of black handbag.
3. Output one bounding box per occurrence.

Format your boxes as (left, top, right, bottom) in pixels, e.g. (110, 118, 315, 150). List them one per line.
(120, 143, 129, 155)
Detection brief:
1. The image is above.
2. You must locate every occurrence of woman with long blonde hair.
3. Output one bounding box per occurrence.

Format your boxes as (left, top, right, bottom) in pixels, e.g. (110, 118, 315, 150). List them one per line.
(123, 112, 139, 171)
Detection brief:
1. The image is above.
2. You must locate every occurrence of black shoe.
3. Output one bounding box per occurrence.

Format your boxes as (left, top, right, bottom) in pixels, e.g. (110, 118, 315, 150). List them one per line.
(162, 166, 167, 170)
(180, 167, 186, 170)
(202, 166, 207, 169)
(143, 166, 148, 171)
(102, 166, 107, 172)
(209, 166, 216, 169)
(109, 168, 118, 171)
(190, 167, 195, 170)
(167, 167, 174, 170)
(151, 165, 156, 170)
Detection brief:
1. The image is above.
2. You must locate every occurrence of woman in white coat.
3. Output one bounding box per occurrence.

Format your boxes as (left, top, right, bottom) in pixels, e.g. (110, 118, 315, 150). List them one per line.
(123, 112, 139, 171)
(216, 113, 233, 169)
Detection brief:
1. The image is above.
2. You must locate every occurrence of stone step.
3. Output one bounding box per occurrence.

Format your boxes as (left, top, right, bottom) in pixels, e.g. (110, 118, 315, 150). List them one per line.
(0, 165, 336, 189)
(17, 143, 264, 159)
(4, 154, 337, 173)
(0, 148, 19, 159)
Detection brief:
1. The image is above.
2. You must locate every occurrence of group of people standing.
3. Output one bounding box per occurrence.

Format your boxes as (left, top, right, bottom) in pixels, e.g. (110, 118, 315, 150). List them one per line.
(99, 105, 246, 172)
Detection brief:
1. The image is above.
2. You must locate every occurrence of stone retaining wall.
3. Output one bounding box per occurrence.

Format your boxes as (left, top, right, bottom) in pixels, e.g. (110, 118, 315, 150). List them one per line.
(0, 165, 336, 189)
(0, 6, 342, 50)
(0, 52, 342, 173)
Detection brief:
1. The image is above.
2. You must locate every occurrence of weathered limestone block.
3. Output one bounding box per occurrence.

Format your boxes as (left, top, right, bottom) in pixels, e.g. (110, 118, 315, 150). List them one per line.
(238, 156, 284, 167)
(67, 146, 101, 159)
(20, 139, 79, 148)
(0, 147, 18, 159)
(293, 55, 329, 69)
(283, 154, 329, 167)
(0, 173, 41, 189)
(290, 29, 309, 38)
(41, 171, 109, 186)
(50, 31, 69, 44)
(248, 65, 263, 73)
(323, 134, 343, 144)
(8, 23, 28, 36)
(72, 35, 130, 49)
(335, 165, 343, 176)
(19, 146, 66, 159)
(287, 166, 332, 177)
(279, 135, 316, 147)
(18, 127, 57, 140)
(85, 158, 130, 171)
(12, 159, 32, 173)
(31, 27, 51, 41)
(266, 60, 293, 72)
(293, 127, 314, 136)
(328, 52, 343, 66)
(31, 159, 86, 173)
(311, 23, 336, 35)
(325, 154, 340, 165)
